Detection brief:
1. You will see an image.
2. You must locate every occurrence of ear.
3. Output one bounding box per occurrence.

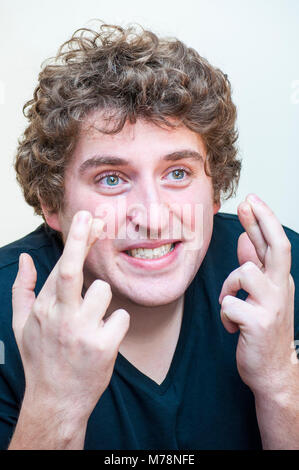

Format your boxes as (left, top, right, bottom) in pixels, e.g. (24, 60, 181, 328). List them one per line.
(40, 203, 62, 232)
(213, 200, 221, 214)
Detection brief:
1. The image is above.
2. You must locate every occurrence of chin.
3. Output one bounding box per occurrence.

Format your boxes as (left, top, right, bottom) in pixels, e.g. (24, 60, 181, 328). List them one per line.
(114, 282, 188, 308)
(125, 297, 180, 308)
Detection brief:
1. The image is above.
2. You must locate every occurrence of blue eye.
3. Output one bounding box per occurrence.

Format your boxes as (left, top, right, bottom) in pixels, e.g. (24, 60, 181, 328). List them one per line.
(163, 167, 193, 184)
(105, 175, 119, 186)
(171, 169, 186, 180)
(96, 172, 124, 187)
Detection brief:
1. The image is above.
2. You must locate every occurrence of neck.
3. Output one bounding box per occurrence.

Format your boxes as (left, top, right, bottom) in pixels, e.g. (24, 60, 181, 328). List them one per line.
(106, 293, 185, 384)
(105, 293, 185, 345)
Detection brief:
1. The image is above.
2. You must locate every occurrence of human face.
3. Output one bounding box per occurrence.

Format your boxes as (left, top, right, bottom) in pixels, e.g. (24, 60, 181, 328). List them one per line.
(47, 113, 220, 307)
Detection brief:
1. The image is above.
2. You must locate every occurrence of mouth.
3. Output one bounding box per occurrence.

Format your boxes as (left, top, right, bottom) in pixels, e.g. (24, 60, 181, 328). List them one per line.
(125, 242, 176, 259)
(120, 241, 182, 270)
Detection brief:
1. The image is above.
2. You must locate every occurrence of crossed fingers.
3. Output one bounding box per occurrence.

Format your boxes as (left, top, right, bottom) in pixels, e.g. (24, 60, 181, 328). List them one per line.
(219, 194, 292, 332)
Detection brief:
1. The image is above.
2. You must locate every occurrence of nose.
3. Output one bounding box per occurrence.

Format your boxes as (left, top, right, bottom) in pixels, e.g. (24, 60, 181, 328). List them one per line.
(126, 179, 171, 239)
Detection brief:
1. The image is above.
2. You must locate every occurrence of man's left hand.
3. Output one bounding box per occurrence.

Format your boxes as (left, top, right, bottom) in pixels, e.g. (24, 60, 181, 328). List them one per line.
(219, 193, 297, 397)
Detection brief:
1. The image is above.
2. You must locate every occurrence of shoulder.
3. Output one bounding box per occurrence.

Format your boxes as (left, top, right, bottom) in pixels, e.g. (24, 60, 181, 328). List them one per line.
(0, 224, 62, 270)
(213, 212, 244, 242)
(0, 224, 63, 276)
(214, 211, 299, 251)
(208, 213, 244, 272)
(0, 225, 63, 322)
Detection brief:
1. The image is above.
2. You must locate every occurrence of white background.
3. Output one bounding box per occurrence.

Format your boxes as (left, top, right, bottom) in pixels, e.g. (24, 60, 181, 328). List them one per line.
(0, 0, 298, 246)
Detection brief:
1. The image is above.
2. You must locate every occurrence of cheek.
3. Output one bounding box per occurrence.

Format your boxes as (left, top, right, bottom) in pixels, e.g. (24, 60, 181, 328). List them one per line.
(84, 238, 114, 281)
(93, 198, 127, 241)
(63, 181, 100, 216)
(175, 184, 214, 233)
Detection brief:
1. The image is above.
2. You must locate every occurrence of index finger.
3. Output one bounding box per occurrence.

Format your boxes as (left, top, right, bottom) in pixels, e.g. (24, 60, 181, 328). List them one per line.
(237, 201, 267, 266)
(246, 194, 291, 283)
(56, 211, 93, 306)
(37, 214, 104, 305)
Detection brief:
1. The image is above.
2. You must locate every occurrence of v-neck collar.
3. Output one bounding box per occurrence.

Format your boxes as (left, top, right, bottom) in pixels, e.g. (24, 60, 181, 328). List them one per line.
(114, 275, 196, 395)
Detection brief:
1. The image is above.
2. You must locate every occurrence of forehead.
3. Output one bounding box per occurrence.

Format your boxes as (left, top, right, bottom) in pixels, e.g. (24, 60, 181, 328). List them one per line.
(71, 112, 206, 167)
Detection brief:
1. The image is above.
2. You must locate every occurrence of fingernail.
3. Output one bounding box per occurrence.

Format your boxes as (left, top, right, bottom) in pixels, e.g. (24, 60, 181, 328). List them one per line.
(75, 211, 91, 224)
(239, 201, 251, 214)
(247, 194, 262, 204)
(93, 218, 105, 237)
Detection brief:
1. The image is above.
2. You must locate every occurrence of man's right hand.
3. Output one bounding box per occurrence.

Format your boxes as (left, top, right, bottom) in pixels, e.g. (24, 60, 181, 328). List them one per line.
(9, 210, 130, 449)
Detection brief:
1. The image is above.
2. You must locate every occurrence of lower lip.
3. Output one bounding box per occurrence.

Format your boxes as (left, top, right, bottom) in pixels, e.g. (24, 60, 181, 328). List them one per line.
(119, 242, 183, 271)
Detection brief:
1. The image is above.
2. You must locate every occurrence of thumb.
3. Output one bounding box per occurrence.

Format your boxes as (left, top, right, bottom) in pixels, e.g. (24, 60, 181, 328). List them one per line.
(12, 253, 37, 337)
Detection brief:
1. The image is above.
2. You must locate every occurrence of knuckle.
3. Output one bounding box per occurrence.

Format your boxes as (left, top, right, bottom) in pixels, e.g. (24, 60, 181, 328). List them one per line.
(257, 313, 272, 332)
(241, 261, 256, 274)
(11, 285, 19, 302)
(59, 268, 73, 282)
(280, 238, 291, 254)
(11, 317, 20, 332)
(221, 295, 233, 310)
(255, 305, 276, 330)
(57, 321, 84, 347)
(11, 280, 23, 299)
(289, 274, 295, 294)
(11, 281, 19, 294)
(96, 338, 108, 353)
(87, 335, 109, 356)
(32, 298, 46, 317)
(240, 261, 258, 276)
(270, 282, 280, 299)
(95, 280, 112, 296)
(59, 264, 78, 281)
(69, 230, 85, 242)
(56, 327, 70, 346)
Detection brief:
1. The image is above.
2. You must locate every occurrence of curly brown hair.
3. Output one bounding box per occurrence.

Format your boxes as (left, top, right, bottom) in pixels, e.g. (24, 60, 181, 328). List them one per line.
(15, 22, 241, 217)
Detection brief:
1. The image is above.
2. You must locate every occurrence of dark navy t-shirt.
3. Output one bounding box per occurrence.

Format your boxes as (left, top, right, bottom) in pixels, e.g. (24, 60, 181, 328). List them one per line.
(0, 213, 298, 450)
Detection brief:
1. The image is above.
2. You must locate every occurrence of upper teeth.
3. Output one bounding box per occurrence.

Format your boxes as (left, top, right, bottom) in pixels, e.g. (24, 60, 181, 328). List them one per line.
(127, 243, 174, 259)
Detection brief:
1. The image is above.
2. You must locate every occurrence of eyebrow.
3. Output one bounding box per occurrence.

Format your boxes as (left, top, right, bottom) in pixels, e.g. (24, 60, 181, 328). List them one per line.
(78, 150, 203, 175)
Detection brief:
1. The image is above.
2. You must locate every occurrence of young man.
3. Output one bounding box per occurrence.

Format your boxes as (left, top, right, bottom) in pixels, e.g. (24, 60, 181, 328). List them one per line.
(0, 23, 298, 450)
